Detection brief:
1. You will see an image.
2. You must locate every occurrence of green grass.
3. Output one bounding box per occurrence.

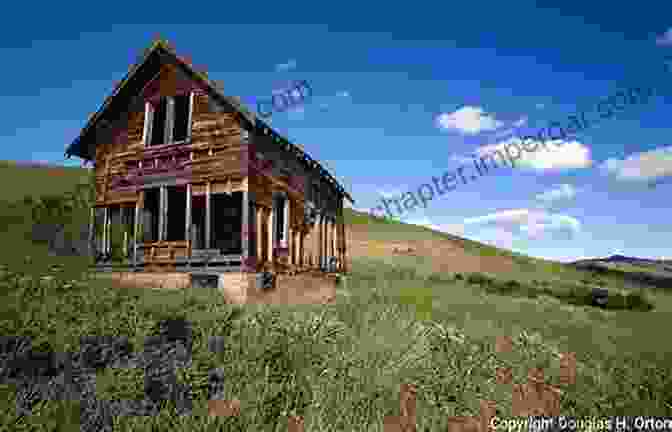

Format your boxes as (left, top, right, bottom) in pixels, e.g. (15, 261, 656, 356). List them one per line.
(1, 163, 671, 430)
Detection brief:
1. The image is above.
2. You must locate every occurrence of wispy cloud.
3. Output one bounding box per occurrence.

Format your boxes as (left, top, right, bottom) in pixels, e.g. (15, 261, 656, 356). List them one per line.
(403, 216, 466, 236)
(435, 106, 504, 135)
(463, 208, 581, 240)
(599, 145, 672, 181)
(467, 136, 593, 171)
(536, 184, 577, 203)
(275, 59, 297, 72)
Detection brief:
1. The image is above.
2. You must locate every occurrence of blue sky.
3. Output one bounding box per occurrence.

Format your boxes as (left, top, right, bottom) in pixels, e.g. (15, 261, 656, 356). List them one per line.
(2, 1, 671, 262)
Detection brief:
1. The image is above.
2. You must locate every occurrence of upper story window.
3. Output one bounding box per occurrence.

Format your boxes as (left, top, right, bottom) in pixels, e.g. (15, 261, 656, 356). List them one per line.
(143, 93, 193, 147)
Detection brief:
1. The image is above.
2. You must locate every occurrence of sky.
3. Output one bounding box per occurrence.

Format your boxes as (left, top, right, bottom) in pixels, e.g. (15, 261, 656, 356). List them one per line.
(1, 1, 671, 262)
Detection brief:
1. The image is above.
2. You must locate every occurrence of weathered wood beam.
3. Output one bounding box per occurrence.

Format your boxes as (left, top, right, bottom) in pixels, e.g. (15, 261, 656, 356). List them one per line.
(158, 186, 167, 241)
(257, 206, 264, 267)
(333, 219, 337, 268)
(185, 184, 192, 260)
(165, 97, 175, 145)
(88, 207, 95, 259)
(205, 182, 211, 250)
(267, 206, 274, 265)
(133, 197, 141, 267)
(299, 230, 306, 267)
(315, 213, 321, 270)
(103, 206, 109, 256)
(322, 216, 327, 270)
(283, 195, 290, 248)
(241, 186, 250, 270)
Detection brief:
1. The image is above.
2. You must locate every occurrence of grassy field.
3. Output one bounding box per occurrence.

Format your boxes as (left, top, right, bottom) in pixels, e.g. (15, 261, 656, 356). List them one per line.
(1, 162, 671, 430)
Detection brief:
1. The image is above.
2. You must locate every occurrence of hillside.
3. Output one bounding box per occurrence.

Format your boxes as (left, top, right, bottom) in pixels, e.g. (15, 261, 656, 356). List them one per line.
(344, 208, 634, 289)
(1, 161, 671, 428)
(571, 255, 672, 289)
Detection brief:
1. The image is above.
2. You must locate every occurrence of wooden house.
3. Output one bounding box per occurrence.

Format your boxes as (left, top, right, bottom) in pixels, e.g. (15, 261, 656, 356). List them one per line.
(64, 39, 354, 302)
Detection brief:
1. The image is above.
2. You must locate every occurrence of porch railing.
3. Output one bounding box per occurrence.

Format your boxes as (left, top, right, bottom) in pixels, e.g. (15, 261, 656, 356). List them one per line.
(138, 240, 192, 264)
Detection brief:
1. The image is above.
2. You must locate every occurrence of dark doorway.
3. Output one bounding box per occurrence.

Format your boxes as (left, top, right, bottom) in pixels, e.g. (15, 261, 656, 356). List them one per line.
(143, 189, 160, 242)
(166, 186, 187, 241)
(190, 195, 206, 249)
(212, 192, 242, 254)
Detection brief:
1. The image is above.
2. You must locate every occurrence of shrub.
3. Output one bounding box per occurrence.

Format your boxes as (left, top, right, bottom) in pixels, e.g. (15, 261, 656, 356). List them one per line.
(466, 272, 494, 286)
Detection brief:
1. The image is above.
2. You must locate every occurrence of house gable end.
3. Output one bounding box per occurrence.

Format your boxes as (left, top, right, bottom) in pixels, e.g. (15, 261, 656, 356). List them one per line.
(66, 42, 250, 161)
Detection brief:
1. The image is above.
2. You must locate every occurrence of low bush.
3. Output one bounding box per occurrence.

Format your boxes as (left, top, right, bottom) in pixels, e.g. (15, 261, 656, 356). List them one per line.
(466, 272, 495, 286)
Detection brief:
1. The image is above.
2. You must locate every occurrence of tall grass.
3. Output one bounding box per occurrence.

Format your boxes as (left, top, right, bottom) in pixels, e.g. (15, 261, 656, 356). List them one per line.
(0, 173, 670, 430)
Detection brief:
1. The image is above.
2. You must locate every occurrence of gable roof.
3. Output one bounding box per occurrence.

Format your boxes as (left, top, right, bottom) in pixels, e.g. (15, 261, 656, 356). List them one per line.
(65, 39, 353, 204)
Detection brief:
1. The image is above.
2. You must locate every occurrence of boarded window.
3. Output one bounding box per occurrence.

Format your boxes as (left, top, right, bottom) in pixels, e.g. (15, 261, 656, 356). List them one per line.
(150, 98, 168, 146)
(173, 94, 190, 142)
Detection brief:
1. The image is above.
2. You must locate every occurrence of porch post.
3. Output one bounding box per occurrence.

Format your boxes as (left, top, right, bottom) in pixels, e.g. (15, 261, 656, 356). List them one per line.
(321, 216, 327, 270)
(293, 229, 300, 267)
(205, 182, 211, 249)
(133, 196, 141, 267)
(158, 186, 166, 242)
(103, 206, 109, 255)
(163, 187, 169, 241)
(299, 228, 306, 267)
(185, 184, 192, 261)
(88, 206, 95, 259)
(331, 218, 337, 266)
(327, 217, 331, 268)
(342, 219, 347, 273)
(326, 217, 331, 264)
(256, 206, 263, 266)
(283, 196, 290, 266)
(241, 187, 250, 268)
(315, 213, 322, 269)
(267, 206, 274, 265)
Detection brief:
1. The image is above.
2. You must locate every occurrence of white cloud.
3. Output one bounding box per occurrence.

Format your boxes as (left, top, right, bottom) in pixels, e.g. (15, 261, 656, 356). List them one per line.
(476, 136, 592, 171)
(275, 59, 297, 72)
(404, 216, 466, 236)
(336, 91, 350, 98)
(599, 146, 672, 181)
(656, 28, 672, 46)
(535, 184, 577, 203)
(435, 106, 504, 135)
(462, 208, 581, 240)
(451, 136, 592, 171)
(463, 209, 530, 228)
(516, 139, 592, 171)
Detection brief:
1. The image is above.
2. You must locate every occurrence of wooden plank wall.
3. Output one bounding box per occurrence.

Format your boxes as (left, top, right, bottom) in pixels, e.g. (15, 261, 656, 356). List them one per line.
(90, 62, 349, 273)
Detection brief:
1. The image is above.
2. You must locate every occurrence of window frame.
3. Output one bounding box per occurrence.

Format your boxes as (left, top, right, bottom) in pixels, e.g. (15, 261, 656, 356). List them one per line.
(142, 91, 194, 147)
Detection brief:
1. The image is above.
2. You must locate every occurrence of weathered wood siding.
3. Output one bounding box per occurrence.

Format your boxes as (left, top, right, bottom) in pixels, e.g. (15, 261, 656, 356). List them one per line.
(94, 64, 246, 206)
(248, 131, 346, 270)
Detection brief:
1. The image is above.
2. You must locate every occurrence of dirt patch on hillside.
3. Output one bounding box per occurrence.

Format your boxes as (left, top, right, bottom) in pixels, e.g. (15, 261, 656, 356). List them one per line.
(346, 225, 519, 276)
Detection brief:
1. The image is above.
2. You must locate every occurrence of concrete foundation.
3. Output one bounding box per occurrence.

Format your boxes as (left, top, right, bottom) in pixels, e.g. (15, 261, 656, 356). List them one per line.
(99, 270, 337, 305)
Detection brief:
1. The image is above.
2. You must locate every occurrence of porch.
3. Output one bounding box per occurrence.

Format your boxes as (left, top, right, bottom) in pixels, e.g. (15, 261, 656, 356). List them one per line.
(92, 183, 245, 272)
(91, 180, 346, 275)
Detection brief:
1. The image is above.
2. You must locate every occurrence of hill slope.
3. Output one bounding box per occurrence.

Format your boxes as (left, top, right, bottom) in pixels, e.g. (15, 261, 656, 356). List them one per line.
(1, 160, 672, 425)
